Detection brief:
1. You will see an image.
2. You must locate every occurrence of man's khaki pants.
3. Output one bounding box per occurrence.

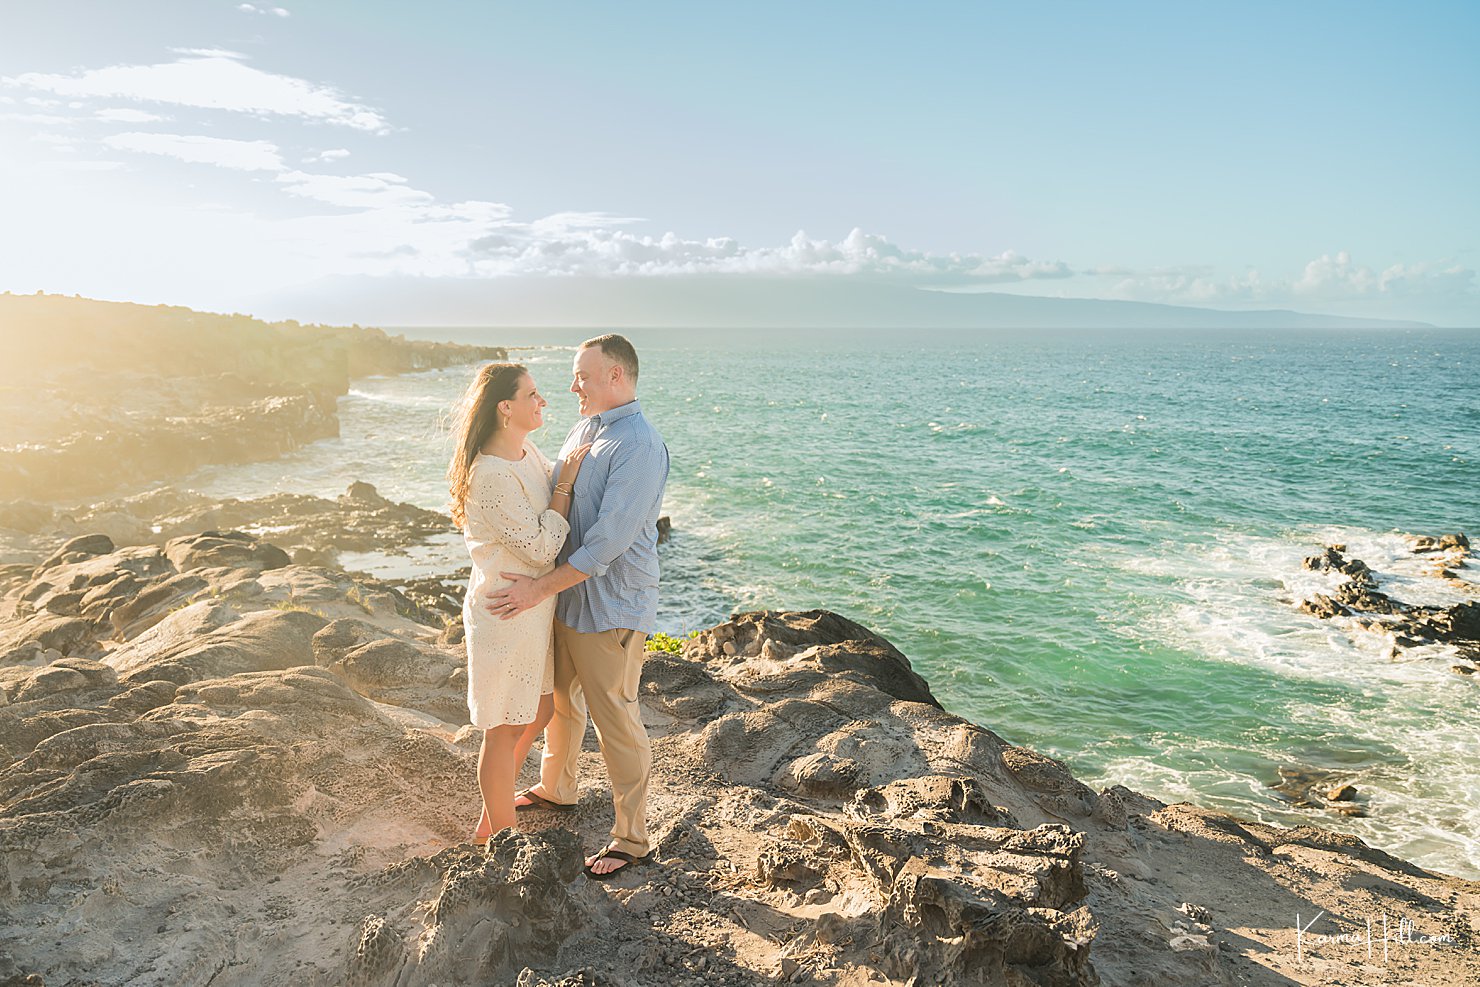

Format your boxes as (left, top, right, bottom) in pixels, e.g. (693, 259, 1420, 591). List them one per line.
(539, 620, 651, 857)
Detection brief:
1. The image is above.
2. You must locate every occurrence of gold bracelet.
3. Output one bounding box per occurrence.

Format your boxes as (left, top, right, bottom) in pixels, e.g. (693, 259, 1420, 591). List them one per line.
(553, 483, 573, 496)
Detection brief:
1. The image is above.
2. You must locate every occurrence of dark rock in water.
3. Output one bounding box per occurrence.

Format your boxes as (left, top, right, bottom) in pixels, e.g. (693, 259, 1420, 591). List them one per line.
(1302, 547, 1370, 578)
(341, 479, 391, 507)
(1271, 766, 1366, 816)
(1405, 601, 1480, 644)
(1299, 594, 1349, 619)
(1412, 532, 1470, 552)
(1332, 580, 1405, 614)
(656, 515, 671, 544)
(1297, 537, 1480, 669)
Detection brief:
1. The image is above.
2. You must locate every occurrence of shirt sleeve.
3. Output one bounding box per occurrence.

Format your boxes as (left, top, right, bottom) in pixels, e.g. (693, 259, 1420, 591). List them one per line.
(468, 462, 571, 568)
(567, 439, 669, 578)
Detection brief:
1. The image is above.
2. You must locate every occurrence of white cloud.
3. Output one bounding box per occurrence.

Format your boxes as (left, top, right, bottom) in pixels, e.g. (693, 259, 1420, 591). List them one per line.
(94, 107, 165, 123)
(10, 49, 1462, 321)
(101, 132, 285, 171)
(168, 48, 247, 58)
(1291, 251, 1476, 301)
(1, 112, 71, 125)
(4, 50, 387, 132)
(526, 211, 646, 236)
(237, 4, 291, 16)
(57, 160, 127, 172)
(1076, 251, 1477, 311)
(458, 224, 1074, 283)
(274, 169, 435, 208)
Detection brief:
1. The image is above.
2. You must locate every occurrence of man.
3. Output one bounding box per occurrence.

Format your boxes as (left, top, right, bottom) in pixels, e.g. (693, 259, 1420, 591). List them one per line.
(486, 333, 669, 879)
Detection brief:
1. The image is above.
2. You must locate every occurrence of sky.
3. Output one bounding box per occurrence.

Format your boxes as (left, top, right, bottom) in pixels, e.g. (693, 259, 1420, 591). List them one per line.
(2, 1, 1477, 326)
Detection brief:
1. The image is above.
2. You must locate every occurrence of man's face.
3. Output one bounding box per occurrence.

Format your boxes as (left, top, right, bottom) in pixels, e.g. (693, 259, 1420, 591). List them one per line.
(570, 345, 619, 416)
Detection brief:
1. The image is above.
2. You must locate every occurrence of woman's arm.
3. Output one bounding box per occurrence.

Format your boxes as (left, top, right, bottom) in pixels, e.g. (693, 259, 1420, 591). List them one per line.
(546, 442, 592, 521)
(467, 463, 570, 568)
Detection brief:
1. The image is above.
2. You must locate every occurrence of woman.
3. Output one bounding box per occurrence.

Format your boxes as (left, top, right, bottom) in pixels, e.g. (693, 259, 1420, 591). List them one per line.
(447, 362, 590, 842)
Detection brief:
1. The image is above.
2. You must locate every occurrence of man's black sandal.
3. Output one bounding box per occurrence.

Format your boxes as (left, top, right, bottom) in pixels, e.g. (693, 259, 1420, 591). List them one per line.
(583, 846, 651, 880)
(514, 788, 576, 813)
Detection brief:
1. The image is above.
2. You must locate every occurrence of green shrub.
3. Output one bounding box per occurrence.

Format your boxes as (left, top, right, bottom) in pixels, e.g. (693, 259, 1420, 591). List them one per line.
(647, 631, 699, 654)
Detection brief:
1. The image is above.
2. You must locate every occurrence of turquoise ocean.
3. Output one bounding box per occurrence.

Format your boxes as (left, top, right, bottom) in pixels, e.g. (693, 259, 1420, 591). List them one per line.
(184, 326, 1480, 879)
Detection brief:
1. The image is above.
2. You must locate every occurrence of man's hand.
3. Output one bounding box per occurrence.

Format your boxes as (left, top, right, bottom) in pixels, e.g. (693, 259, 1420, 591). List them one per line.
(486, 572, 546, 620)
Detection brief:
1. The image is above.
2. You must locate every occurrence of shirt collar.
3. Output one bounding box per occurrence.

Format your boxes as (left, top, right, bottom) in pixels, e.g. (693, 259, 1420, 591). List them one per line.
(590, 398, 641, 426)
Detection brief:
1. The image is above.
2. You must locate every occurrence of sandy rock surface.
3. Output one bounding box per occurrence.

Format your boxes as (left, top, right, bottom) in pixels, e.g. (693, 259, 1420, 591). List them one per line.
(1, 533, 1477, 986)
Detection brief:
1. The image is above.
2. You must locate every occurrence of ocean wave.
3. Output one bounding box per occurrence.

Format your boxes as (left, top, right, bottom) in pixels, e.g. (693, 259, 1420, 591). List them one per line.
(346, 389, 450, 408)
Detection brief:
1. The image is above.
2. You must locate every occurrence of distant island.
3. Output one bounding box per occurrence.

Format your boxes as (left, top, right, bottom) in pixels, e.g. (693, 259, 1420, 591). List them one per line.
(250, 274, 1437, 330)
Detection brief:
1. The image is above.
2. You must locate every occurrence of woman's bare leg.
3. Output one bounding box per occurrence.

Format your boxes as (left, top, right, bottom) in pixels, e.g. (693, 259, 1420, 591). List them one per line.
(511, 692, 557, 808)
(474, 723, 526, 839)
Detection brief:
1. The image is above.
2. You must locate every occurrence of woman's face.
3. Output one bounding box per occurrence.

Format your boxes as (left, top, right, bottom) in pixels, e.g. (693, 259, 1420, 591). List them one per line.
(501, 372, 547, 432)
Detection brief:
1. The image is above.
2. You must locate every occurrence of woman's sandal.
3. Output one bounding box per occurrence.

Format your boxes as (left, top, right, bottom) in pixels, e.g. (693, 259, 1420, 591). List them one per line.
(583, 844, 652, 880)
(514, 788, 576, 813)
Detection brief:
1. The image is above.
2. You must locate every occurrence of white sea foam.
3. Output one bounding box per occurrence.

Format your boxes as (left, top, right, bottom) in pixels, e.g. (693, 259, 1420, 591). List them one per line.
(1081, 526, 1480, 877)
(1101, 526, 1477, 683)
(345, 388, 449, 408)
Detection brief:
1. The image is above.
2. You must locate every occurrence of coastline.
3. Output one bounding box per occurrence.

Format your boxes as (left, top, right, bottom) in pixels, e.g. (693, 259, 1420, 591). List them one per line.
(0, 294, 507, 505)
(1, 300, 1476, 984)
(1, 513, 1475, 984)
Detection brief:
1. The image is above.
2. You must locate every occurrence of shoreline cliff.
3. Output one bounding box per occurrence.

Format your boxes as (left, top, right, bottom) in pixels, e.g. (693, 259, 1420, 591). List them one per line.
(0, 294, 505, 503)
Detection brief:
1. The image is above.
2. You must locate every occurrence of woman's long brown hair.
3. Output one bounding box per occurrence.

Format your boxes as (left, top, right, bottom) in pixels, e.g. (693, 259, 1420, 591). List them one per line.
(446, 362, 527, 529)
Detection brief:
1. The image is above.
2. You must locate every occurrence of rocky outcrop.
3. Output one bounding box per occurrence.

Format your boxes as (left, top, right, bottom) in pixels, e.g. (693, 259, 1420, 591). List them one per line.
(0, 484, 676, 627)
(0, 481, 456, 578)
(1, 532, 1476, 986)
(0, 293, 506, 501)
(1298, 536, 1480, 667)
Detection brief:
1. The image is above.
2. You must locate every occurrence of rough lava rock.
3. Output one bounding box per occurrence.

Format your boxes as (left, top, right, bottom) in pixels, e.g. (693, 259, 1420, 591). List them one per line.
(1, 539, 1477, 986)
(1297, 539, 1480, 666)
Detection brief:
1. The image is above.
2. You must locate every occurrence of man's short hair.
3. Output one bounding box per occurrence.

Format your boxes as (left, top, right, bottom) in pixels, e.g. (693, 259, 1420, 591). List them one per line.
(580, 333, 639, 385)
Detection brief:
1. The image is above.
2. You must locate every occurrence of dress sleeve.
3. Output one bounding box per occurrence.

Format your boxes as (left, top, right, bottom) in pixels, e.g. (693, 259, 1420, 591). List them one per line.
(531, 440, 555, 482)
(468, 462, 571, 567)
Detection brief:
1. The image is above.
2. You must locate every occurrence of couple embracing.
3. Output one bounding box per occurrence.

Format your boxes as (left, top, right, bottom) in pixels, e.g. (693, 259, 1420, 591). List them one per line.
(446, 334, 667, 879)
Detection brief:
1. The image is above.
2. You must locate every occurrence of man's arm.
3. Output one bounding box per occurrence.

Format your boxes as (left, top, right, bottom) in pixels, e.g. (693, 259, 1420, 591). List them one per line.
(486, 561, 587, 619)
(563, 439, 668, 578)
(486, 437, 667, 619)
